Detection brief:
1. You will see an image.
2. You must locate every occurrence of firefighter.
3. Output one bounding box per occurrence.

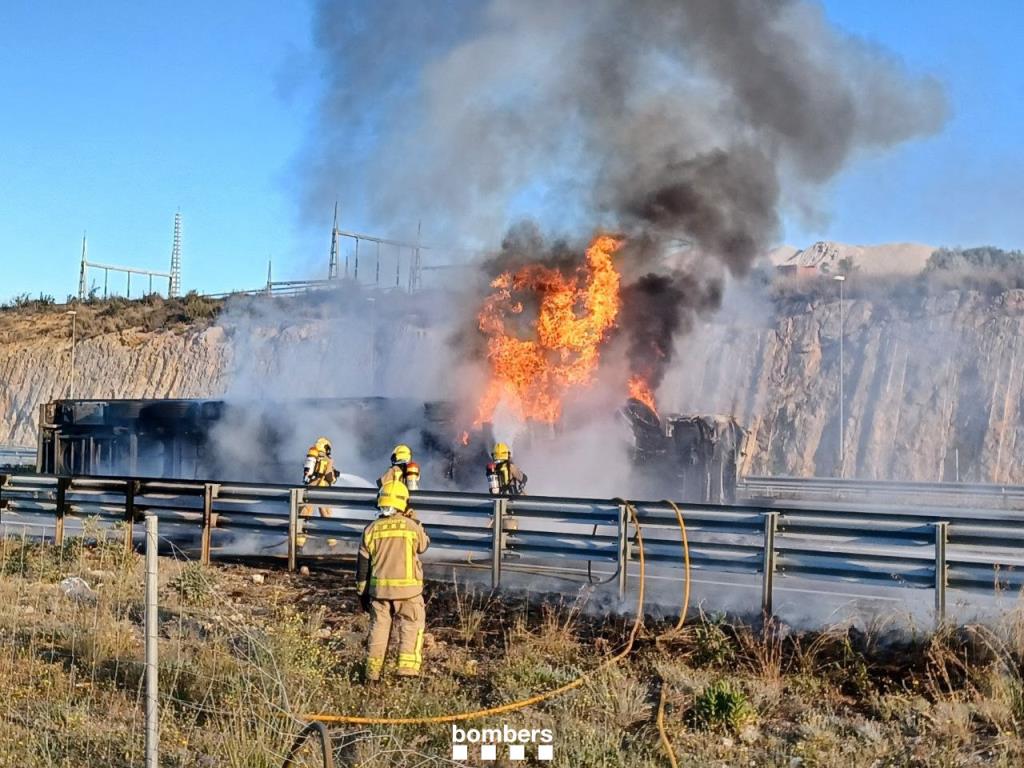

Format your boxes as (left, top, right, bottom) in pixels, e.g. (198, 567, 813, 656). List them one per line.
(486, 442, 527, 495)
(356, 479, 430, 682)
(300, 437, 340, 547)
(377, 443, 420, 491)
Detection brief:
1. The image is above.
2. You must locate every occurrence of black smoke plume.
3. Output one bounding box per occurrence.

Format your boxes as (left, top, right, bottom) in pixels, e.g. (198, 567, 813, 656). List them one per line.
(301, 0, 948, 401)
(620, 272, 722, 392)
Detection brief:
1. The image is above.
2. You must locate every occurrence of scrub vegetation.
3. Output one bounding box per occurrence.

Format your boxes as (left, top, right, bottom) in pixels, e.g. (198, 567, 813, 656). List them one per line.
(0, 534, 1022, 766)
(0, 291, 224, 342)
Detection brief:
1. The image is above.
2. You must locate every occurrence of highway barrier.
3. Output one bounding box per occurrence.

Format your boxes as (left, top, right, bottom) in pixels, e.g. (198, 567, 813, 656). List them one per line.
(2, 472, 1022, 626)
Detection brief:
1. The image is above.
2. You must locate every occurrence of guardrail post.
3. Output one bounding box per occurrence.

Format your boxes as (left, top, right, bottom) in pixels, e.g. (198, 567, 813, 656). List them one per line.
(0, 474, 7, 520)
(54, 476, 69, 547)
(200, 483, 220, 566)
(617, 503, 629, 601)
(124, 480, 139, 556)
(761, 512, 779, 616)
(288, 488, 301, 572)
(934, 521, 948, 627)
(491, 498, 505, 590)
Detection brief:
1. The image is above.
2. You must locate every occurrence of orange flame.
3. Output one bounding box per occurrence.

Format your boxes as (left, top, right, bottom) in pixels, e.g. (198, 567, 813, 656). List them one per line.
(627, 374, 658, 415)
(475, 234, 623, 424)
(459, 430, 470, 446)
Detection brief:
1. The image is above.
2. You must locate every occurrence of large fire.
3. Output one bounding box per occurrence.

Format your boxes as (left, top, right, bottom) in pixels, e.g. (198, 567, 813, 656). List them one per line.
(475, 234, 624, 424)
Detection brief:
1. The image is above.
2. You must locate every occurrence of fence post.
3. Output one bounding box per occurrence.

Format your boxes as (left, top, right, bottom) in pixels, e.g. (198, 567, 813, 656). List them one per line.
(491, 498, 505, 590)
(144, 515, 159, 768)
(934, 521, 949, 627)
(124, 480, 138, 556)
(54, 476, 69, 547)
(617, 503, 629, 601)
(761, 512, 779, 616)
(200, 483, 220, 566)
(288, 488, 301, 572)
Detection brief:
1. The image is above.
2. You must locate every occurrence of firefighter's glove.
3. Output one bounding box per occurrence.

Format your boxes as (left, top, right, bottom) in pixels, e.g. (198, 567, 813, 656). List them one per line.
(359, 591, 371, 613)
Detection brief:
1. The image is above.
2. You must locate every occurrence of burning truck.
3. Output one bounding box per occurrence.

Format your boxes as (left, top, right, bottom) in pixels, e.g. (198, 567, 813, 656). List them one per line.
(35, 396, 743, 503)
(34, 229, 747, 501)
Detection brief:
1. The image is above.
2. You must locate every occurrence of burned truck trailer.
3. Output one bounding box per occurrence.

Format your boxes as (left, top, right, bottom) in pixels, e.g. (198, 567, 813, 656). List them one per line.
(37, 398, 745, 502)
(622, 399, 745, 504)
(36, 398, 489, 487)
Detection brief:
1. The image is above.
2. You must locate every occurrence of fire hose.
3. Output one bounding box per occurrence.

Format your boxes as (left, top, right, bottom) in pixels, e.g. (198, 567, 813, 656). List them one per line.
(289, 499, 690, 766)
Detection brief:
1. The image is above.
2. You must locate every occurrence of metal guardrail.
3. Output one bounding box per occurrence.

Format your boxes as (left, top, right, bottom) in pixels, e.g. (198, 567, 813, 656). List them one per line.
(0, 447, 36, 469)
(2, 472, 1022, 625)
(740, 475, 1024, 510)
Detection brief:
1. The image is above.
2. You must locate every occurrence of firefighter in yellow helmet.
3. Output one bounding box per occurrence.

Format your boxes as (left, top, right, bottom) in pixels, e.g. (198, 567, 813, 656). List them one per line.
(486, 442, 527, 496)
(377, 443, 420, 491)
(356, 479, 430, 682)
(300, 437, 340, 547)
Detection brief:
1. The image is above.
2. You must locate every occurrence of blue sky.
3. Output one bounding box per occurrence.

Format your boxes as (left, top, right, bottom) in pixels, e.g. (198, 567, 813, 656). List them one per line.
(1, 1, 1021, 301)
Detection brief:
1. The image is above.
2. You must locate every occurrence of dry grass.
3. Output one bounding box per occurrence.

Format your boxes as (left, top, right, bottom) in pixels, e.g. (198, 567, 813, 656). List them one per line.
(0, 535, 1022, 766)
(0, 292, 223, 343)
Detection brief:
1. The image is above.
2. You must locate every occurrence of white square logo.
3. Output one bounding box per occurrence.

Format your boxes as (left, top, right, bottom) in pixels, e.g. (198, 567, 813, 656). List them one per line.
(450, 724, 555, 763)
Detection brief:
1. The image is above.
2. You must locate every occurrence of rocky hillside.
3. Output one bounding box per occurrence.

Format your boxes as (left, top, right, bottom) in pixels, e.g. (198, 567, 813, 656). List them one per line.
(3, 281, 1024, 483)
(665, 284, 1024, 483)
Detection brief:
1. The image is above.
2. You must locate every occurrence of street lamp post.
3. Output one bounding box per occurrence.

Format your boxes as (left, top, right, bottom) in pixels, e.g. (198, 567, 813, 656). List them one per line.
(833, 275, 846, 477)
(66, 310, 77, 399)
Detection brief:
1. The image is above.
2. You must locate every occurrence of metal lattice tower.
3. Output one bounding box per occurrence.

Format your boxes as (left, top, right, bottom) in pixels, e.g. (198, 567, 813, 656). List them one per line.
(77, 233, 88, 301)
(169, 211, 182, 298)
(327, 202, 340, 280)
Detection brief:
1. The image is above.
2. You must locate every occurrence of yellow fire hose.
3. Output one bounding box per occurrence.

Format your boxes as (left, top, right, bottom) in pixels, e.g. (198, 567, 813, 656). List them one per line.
(654, 499, 691, 767)
(294, 499, 690, 766)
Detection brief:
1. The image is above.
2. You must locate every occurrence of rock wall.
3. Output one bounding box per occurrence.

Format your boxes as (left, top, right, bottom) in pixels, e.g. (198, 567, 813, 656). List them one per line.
(663, 289, 1024, 483)
(3, 288, 1024, 482)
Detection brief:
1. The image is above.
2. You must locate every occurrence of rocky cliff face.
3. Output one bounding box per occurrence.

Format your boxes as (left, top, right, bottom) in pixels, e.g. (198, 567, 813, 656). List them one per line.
(664, 288, 1024, 483)
(4, 288, 1024, 482)
(0, 327, 231, 445)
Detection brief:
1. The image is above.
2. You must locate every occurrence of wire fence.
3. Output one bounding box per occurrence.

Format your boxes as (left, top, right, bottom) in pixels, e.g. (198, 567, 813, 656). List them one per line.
(0, 514, 575, 766)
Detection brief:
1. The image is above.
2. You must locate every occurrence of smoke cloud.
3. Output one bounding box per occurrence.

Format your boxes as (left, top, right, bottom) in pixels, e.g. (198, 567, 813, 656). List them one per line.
(300, 0, 947, 398)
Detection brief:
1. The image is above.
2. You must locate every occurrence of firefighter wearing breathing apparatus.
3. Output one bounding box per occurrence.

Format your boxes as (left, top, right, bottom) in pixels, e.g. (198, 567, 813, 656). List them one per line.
(299, 437, 340, 548)
(356, 479, 430, 682)
(486, 442, 527, 496)
(377, 443, 421, 491)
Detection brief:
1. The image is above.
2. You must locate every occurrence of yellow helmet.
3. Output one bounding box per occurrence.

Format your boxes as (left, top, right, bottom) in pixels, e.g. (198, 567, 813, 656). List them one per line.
(377, 479, 409, 514)
(492, 442, 511, 462)
(314, 437, 332, 456)
(391, 444, 412, 465)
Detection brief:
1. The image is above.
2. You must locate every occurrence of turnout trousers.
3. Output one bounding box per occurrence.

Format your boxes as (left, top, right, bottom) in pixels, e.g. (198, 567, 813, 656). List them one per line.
(365, 594, 426, 680)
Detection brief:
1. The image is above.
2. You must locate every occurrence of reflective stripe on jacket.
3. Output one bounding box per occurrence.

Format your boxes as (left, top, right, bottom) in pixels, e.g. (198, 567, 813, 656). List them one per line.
(356, 514, 430, 600)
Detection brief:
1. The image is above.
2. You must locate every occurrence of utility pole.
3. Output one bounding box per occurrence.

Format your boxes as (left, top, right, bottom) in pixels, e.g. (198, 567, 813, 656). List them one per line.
(834, 274, 846, 477)
(78, 233, 88, 301)
(169, 211, 182, 298)
(328, 202, 340, 280)
(408, 220, 422, 292)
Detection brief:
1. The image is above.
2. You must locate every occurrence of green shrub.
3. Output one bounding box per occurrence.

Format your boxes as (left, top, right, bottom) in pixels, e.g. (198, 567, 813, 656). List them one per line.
(169, 562, 218, 606)
(689, 679, 755, 732)
(692, 616, 735, 667)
